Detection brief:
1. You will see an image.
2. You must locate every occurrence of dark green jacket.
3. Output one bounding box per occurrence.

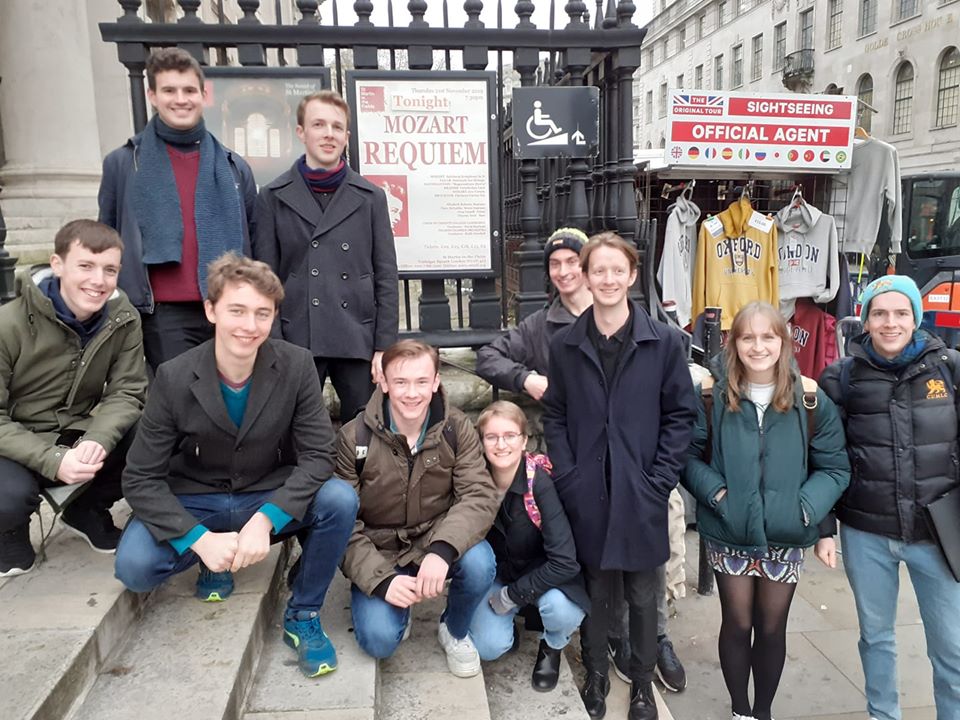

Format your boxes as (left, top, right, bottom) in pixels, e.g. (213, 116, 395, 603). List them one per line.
(682, 366, 850, 553)
(0, 271, 147, 479)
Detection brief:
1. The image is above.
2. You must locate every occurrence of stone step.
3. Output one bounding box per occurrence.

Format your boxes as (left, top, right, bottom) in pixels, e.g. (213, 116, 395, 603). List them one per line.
(68, 544, 287, 720)
(0, 510, 143, 720)
(242, 569, 377, 720)
(378, 595, 492, 720)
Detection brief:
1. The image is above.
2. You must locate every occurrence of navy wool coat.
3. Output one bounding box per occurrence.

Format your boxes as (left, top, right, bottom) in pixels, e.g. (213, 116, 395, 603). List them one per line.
(542, 301, 697, 571)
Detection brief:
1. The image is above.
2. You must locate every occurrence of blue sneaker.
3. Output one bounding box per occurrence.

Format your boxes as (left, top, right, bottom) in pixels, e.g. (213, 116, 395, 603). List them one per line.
(196, 562, 234, 602)
(283, 610, 337, 677)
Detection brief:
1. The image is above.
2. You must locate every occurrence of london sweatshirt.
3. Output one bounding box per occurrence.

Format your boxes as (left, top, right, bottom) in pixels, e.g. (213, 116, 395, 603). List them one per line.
(776, 201, 840, 319)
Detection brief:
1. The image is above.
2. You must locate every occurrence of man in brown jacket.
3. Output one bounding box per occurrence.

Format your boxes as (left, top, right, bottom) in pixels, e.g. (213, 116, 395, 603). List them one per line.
(337, 340, 498, 678)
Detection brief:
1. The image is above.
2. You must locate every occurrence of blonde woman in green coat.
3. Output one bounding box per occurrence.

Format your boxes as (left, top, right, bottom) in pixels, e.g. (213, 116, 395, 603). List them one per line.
(682, 301, 849, 720)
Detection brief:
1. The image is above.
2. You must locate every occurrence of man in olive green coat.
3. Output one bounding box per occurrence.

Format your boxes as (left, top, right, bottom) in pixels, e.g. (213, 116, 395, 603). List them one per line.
(0, 220, 147, 576)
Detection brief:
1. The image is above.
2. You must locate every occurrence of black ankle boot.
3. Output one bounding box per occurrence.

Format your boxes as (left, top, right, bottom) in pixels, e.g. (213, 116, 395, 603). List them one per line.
(628, 681, 658, 720)
(531, 640, 561, 691)
(580, 670, 611, 718)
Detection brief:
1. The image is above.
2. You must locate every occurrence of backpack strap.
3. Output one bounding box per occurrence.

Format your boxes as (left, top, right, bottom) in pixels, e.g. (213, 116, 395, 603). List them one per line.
(800, 375, 818, 441)
(356, 418, 459, 477)
(700, 376, 715, 465)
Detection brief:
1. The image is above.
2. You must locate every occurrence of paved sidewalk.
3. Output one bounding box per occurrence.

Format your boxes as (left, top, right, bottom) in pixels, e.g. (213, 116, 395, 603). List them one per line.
(661, 531, 936, 720)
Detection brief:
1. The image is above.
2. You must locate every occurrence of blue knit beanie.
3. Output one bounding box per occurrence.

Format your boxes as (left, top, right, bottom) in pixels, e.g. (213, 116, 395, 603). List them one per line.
(859, 275, 923, 326)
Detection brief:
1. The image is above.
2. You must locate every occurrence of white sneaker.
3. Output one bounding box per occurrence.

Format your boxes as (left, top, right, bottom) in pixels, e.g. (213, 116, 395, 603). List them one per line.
(733, 714, 759, 720)
(437, 621, 481, 678)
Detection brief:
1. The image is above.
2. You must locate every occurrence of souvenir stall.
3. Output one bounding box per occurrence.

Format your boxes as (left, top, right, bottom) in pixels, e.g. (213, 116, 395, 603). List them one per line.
(640, 89, 901, 380)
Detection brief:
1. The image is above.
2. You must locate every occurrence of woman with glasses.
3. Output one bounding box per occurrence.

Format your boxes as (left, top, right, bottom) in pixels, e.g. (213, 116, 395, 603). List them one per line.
(467, 400, 588, 692)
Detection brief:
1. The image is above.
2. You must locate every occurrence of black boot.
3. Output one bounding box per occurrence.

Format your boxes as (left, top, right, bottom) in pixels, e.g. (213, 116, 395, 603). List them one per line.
(580, 670, 611, 718)
(531, 640, 561, 691)
(628, 681, 658, 720)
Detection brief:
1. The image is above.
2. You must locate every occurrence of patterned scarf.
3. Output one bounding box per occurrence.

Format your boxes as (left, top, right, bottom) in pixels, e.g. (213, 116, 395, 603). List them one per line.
(297, 155, 347, 194)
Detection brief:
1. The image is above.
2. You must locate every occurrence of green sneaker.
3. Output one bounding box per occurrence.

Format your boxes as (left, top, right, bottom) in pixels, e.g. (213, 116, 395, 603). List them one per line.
(196, 562, 234, 602)
(283, 610, 337, 677)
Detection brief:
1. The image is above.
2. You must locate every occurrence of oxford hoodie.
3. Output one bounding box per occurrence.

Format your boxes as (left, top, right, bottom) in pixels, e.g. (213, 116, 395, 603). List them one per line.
(776, 201, 840, 319)
(692, 196, 778, 331)
(658, 195, 701, 328)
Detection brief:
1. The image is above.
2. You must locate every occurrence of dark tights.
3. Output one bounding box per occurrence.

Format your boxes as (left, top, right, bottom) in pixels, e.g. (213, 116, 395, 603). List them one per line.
(714, 572, 798, 720)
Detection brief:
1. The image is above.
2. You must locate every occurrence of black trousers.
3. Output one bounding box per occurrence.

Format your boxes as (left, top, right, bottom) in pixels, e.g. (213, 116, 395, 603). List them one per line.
(141, 302, 213, 372)
(580, 564, 659, 683)
(0, 427, 134, 532)
(314, 356, 375, 423)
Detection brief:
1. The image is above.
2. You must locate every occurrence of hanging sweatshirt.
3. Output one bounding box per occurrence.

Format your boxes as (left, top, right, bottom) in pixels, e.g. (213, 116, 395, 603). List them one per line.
(776, 201, 840, 319)
(658, 195, 701, 328)
(831, 137, 902, 255)
(692, 196, 778, 331)
(791, 298, 839, 379)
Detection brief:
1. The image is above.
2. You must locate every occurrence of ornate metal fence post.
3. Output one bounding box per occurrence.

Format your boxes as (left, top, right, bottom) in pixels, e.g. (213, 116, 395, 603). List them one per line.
(0, 193, 17, 303)
(614, 1, 641, 301)
(562, 2, 591, 232)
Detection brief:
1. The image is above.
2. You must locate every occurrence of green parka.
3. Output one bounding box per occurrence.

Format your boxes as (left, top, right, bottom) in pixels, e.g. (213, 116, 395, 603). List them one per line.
(0, 272, 147, 480)
(682, 364, 850, 553)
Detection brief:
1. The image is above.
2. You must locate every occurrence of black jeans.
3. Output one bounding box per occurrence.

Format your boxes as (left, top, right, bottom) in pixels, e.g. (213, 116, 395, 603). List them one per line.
(141, 302, 213, 371)
(314, 356, 375, 423)
(0, 427, 134, 532)
(580, 564, 659, 683)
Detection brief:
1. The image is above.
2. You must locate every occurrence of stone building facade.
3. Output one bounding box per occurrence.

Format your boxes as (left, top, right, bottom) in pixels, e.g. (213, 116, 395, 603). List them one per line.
(633, 0, 960, 174)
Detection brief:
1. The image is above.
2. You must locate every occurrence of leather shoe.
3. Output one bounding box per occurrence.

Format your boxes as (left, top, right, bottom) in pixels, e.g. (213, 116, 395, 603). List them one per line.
(628, 681, 658, 720)
(580, 670, 611, 718)
(531, 640, 561, 691)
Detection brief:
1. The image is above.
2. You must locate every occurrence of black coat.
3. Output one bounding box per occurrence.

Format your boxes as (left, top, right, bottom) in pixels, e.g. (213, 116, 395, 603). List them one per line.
(542, 302, 697, 571)
(820, 332, 960, 542)
(252, 164, 399, 360)
(487, 459, 590, 613)
(122, 339, 336, 542)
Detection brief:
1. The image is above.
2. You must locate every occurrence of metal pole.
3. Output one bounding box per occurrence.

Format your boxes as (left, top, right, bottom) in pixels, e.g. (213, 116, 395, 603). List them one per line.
(697, 305, 722, 596)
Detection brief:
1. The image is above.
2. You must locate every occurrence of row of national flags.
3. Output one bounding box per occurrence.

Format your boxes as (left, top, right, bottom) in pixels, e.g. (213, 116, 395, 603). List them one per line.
(680, 146, 844, 163)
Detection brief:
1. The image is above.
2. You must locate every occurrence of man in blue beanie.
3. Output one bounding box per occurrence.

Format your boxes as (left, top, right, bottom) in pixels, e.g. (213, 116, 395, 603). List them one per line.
(818, 275, 960, 720)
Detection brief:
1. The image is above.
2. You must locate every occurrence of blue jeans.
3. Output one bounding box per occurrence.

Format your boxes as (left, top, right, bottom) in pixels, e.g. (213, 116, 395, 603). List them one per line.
(115, 479, 358, 613)
(350, 540, 496, 659)
(469, 581, 586, 661)
(841, 523, 960, 720)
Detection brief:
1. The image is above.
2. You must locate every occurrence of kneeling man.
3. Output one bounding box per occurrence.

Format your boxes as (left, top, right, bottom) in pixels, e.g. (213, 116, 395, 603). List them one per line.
(337, 340, 499, 677)
(115, 253, 358, 678)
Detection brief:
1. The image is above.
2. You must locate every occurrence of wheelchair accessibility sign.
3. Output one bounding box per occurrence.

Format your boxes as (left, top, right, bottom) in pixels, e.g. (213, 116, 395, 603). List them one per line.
(512, 87, 600, 159)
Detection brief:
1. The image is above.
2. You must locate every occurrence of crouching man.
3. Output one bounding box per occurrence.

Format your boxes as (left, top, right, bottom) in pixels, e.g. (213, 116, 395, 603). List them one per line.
(114, 253, 358, 678)
(337, 340, 500, 678)
(0, 219, 146, 576)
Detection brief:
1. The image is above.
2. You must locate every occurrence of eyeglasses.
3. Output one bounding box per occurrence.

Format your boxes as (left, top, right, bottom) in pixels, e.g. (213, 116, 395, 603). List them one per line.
(481, 432, 525, 446)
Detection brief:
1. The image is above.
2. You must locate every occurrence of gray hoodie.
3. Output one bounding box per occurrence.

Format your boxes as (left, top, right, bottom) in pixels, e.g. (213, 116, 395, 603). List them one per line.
(658, 195, 701, 327)
(776, 201, 840, 319)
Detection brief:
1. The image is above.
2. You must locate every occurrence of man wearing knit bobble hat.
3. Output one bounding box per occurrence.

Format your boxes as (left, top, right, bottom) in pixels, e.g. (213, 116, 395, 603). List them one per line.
(477, 227, 592, 401)
(819, 275, 960, 720)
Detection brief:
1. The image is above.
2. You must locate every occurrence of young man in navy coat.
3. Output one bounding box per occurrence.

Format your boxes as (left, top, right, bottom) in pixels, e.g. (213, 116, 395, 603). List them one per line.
(115, 253, 358, 679)
(253, 90, 398, 422)
(543, 233, 697, 720)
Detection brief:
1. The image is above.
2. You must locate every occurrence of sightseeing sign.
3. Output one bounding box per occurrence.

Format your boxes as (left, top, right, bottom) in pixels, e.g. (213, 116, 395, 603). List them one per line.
(665, 90, 857, 171)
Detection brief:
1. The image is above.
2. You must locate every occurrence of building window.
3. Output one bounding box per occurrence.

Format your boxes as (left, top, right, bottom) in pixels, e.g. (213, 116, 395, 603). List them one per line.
(659, 83, 668, 118)
(894, 0, 918, 22)
(718, 0, 728, 27)
(858, 0, 877, 35)
(677, 73, 685, 89)
(892, 62, 914, 134)
(774, 22, 787, 71)
(697, 13, 705, 40)
(645, 90, 654, 122)
(936, 47, 960, 127)
(714, 54, 724, 89)
(661, 39, 669, 62)
(735, 0, 744, 15)
(751, 34, 763, 81)
(694, 64, 704, 89)
(827, 0, 843, 50)
(732, 44, 744, 87)
(856, 73, 874, 133)
(799, 8, 814, 50)
(678, 25, 686, 50)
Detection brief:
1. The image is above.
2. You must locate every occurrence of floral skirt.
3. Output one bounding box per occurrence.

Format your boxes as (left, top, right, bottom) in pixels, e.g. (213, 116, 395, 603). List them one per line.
(706, 541, 805, 584)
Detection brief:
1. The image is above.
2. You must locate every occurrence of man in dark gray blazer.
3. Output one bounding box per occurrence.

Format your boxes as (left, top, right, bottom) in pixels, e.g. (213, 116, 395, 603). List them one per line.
(115, 253, 358, 679)
(252, 90, 399, 422)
